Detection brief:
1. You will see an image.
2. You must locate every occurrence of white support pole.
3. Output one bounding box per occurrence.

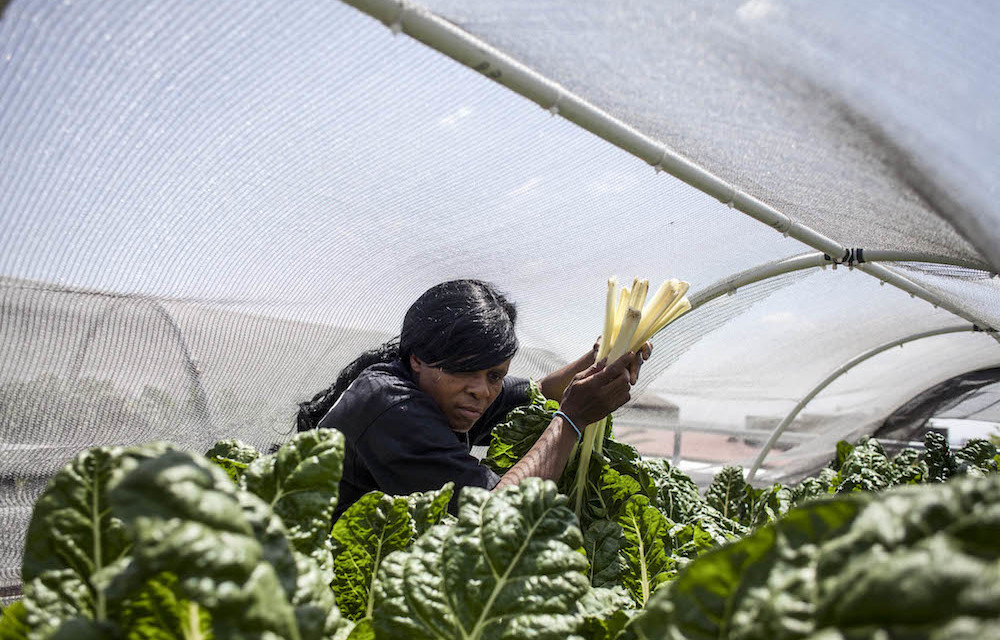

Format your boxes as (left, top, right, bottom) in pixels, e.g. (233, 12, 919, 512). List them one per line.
(688, 253, 828, 310)
(745, 325, 984, 482)
(342, 0, 999, 334)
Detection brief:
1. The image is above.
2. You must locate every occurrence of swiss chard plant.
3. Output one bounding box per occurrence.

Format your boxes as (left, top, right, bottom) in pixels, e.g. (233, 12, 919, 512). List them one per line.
(3, 402, 999, 640)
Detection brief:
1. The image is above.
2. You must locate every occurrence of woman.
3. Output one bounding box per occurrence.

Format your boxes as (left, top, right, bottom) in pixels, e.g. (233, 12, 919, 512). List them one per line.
(297, 279, 648, 520)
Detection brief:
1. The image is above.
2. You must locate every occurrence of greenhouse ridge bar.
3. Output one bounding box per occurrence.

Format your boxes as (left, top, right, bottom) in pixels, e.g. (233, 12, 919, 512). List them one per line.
(342, 0, 999, 337)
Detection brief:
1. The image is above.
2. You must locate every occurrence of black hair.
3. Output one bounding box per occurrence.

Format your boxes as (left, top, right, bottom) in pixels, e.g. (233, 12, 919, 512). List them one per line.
(296, 279, 518, 431)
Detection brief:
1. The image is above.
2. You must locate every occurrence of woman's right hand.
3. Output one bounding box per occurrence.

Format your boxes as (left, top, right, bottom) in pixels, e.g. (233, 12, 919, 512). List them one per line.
(558, 352, 637, 426)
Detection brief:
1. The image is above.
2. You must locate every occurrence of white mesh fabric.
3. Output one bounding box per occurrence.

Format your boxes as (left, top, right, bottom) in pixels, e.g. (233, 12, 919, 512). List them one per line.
(418, 0, 1000, 271)
(2, 0, 999, 593)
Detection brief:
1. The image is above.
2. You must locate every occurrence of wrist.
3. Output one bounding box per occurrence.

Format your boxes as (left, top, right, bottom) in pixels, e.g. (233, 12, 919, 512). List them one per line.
(553, 410, 583, 443)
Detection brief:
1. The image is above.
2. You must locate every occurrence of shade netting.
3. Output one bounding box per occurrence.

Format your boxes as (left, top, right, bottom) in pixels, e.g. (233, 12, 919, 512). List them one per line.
(1, 0, 998, 596)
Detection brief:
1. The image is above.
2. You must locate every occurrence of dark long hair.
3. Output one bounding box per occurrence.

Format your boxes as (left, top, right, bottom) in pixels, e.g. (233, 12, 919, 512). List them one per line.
(296, 280, 518, 431)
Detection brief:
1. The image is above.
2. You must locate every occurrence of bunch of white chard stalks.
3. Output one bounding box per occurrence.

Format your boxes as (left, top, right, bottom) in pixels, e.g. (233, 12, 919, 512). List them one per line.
(572, 276, 692, 518)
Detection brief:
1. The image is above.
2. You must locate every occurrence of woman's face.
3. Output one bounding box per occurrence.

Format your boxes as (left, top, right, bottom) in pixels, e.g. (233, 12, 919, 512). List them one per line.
(410, 355, 512, 432)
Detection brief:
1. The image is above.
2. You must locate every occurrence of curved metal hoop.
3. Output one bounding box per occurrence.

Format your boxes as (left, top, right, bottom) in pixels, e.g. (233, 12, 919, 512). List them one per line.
(69, 296, 211, 428)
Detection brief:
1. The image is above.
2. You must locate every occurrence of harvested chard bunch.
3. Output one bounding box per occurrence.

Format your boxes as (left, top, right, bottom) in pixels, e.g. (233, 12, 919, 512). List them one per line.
(572, 276, 691, 518)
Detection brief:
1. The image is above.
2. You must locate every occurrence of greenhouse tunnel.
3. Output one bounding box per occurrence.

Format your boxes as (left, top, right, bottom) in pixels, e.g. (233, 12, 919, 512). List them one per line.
(1, 0, 999, 616)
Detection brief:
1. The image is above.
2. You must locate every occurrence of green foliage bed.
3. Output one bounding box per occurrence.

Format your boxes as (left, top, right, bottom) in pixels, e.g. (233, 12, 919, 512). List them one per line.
(2, 384, 999, 639)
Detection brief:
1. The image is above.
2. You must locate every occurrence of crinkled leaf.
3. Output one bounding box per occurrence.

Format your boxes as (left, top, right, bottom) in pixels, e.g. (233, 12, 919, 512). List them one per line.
(640, 458, 702, 523)
(632, 497, 861, 640)
(483, 383, 558, 475)
(331, 491, 413, 621)
(815, 475, 1000, 631)
(603, 439, 641, 477)
(119, 573, 213, 639)
(584, 520, 624, 588)
(405, 482, 454, 538)
(289, 549, 349, 640)
(372, 478, 590, 639)
(747, 484, 792, 529)
(791, 478, 828, 507)
(584, 464, 647, 528)
(22, 570, 92, 640)
(243, 429, 344, 578)
(891, 447, 927, 485)
(205, 439, 260, 484)
(616, 495, 674, 607)
(955, 438, 999, 475)
(705, 465, 749, 523)
(924, 431, 957, 483)
(576, 586, 636, 640)
(21, 444, 169, 629)
(833, 438, 895, 494)
(670, 521, 720, 561)
(106, 450, 302, 640)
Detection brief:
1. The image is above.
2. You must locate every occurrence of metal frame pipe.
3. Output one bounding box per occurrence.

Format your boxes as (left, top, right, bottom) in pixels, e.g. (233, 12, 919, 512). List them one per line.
(745, 325, 984, 481)
(342, 0, 999, 334)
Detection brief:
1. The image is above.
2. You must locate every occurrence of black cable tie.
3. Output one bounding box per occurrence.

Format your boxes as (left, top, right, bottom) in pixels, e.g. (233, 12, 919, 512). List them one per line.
(855, 248, 865, 264)
(823, 253, 833, 262)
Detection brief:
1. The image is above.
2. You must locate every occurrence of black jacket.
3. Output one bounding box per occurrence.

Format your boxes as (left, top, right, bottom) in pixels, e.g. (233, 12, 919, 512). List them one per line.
(319, 359, 531, 521)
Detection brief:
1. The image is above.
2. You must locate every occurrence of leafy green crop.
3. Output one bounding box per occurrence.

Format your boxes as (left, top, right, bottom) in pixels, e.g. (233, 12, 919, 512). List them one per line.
(331, 492, 413, 622)
(4, 405, 999, 640)
(483, 381, 558, 475)
(631, 473, 1000, 640)
(243, 429, 344, 581)
(205, 439, 260, 483)
(0, 601, 29, 640)
(371, 478, 590, 639)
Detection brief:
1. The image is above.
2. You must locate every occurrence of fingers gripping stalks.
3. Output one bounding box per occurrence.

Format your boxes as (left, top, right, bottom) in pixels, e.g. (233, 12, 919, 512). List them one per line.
(569, 276, 690, 519)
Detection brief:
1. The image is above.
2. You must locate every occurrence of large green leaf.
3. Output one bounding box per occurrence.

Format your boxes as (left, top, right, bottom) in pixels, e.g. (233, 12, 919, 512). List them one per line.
(119, 573, 213, 640)
(405, 482, 454, 538)
(632, 497, 861, 640)
(106, 449, 304, 640)
(631, 477, 1000, 639)
(814, 475, 1000, 632)
(584, 520, 624, 589)
(331, 491, 414, 622)
(483, 382, 558, 475)
(21, 444, 168, 632)
(704, 466, 749, 523)
(205, 439, 260, 484)
(372, 478, 590, 639)
(616, 496, 674, 607)
(243, 429, 344, 578)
